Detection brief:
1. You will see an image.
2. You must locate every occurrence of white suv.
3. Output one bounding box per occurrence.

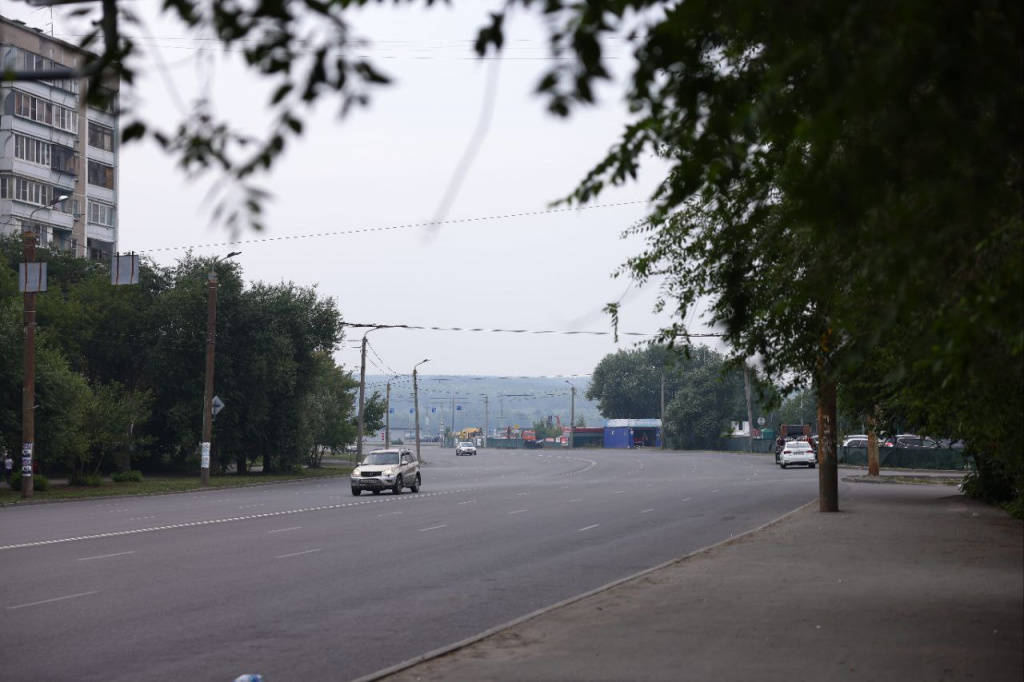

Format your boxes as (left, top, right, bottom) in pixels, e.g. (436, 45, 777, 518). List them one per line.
(351, 449, 420, 496)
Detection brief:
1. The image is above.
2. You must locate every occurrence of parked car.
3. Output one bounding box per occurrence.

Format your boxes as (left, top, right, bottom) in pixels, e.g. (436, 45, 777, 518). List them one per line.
(882, 434, 940, 449)
(455, 441, 477, 456)
(842, 435, 870, 448)
(350, 448, 420, 496)
(779, 441, 816, 469)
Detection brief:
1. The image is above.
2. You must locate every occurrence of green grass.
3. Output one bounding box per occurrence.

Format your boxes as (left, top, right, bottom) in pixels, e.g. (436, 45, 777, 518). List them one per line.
(0, 465, 352, 505)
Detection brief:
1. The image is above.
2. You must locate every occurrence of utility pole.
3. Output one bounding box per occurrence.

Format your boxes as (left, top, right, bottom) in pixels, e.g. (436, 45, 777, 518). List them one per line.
(385, 379, 391, 448)
(660, 375, 666, 450)
(744, 366, 754, 453)
(20, 229, 37, 499)
(565, 380, 576, 450)
(19, 195, 69, 499)
(413, 359, 429, 462)
(484, 395, 489, 449)
(356, 325, 407, 462)
(201, 251, 239, 486)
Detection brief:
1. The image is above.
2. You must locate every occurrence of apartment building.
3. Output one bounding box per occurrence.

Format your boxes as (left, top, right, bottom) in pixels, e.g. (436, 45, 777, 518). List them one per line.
(0, 17, 119, 260)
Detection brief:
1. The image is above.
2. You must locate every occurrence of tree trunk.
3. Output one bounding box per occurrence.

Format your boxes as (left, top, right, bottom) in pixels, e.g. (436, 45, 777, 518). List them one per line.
(816, 368, 839, 512)
(866, 408, 880, 477)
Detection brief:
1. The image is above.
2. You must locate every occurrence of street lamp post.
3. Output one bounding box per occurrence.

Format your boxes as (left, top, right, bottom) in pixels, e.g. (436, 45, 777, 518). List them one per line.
(413, 359, 430, 462)
(19, 195, 68, 499)
(356, 325, 407, 462)
(384, 374, 401, 448)
(201, 251, 240, 486)
(565, 380, 576, 450)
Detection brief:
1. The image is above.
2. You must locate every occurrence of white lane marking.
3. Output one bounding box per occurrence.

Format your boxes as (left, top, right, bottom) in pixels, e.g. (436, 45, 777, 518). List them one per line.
(126, 516, 155, 522)
(420, 525, 447, 532)
(712, 489, 720, 493)
(682, 497, 692, 502)
(614, 490, 625, 494)
(267, 527, 302, 534)
(569, 499, 582, 503)
(640, 509, 655, 514)
(578, 525, 600, 532)
(276, 549, 321, 560)
(517, 492, 530, 496)
(0, 488, 476, 552)
(378, 511, 403, 517)
(7, 591, 98, 610)
(77, 551, 135, 562)
(458, 500, 476, 505)
(508, 509, 528, 515)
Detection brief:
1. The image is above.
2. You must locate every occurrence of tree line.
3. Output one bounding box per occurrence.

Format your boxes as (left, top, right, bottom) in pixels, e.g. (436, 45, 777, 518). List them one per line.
(0, 236, 383, 480)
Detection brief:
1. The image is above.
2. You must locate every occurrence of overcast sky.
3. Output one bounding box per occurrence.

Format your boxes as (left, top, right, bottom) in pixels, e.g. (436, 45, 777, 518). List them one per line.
(9, 1, 722, 378)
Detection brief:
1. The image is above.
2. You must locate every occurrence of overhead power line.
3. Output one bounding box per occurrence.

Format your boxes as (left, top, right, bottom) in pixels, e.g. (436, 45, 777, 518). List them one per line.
(341, 322, 723, 338)
(135, 200, 648, 255)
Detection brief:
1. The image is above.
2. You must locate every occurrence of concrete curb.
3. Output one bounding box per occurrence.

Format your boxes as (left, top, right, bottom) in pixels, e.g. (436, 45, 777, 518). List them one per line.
(352, 497, 819, 682)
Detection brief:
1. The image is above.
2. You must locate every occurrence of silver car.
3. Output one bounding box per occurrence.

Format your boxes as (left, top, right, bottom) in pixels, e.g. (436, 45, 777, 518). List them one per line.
(455, 441, 477, 456)
(351, 449, 421, 496)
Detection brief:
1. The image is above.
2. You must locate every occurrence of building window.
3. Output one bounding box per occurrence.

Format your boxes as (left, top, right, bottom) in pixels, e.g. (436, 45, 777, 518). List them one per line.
(0, 174, 54, 207)
(10, 47, 80, 95)
(51, 145, 77, 175)
(87, 200, 116, 227)
(88, 121, 114, 151)
(87, 161, 115, 190)
(12, 91, 77, 132)
(13, 133, 51, 167)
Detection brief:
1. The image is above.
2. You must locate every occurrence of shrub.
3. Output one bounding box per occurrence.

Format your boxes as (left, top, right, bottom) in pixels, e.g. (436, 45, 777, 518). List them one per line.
(83, 473, 104, 487)
(10, 471, 49, 492)
(111, 470, 143, 483)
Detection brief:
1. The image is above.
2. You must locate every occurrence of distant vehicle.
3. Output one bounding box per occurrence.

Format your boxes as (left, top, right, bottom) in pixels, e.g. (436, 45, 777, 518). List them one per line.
(779, 441, 816, 469)
(883, 434, 940, 449)
(455, 441, 477, 456)
(351, 448, 420, 496)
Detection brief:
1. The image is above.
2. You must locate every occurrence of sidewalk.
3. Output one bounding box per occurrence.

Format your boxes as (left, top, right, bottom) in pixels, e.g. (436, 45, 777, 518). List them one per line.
(376, 484, 1022, 682)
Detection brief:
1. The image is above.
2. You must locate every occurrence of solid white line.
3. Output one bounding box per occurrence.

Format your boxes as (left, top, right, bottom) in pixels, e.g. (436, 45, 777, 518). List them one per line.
(77, 551, 135, 562)
(640, 508, 655, 514)
(578, 525, 600, 532)
(276, 549, 321, 559)
(508, 509, 528, 515)
(419, 525, 447, 532)
(7, 591, 98, 610)
(266, 527, 302, 534)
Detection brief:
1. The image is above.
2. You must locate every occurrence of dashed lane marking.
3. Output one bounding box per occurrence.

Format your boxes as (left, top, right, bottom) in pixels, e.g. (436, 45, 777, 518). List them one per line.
(419, 525, 447, 532)
(640, 509, 655, 514)
(508, 510, 528, 515)
(0, 488, 474, 552)
(578, 525, 600, 532)
(276, 548, 321, 560)
(266, 527, 302, 534)
(7, 591, 98, 610)
(77, 551, 135, 562)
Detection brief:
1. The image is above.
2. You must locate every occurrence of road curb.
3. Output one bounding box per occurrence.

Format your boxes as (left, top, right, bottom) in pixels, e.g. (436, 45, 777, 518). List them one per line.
(353, 497, 818, 682)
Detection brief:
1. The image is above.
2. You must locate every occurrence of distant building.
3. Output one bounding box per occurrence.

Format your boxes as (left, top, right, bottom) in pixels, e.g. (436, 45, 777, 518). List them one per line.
(604, 419, 662, 448)
(1, 17, 119, 260)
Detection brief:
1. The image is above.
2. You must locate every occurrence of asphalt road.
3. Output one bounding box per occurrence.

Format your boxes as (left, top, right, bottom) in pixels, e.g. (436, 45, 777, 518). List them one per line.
(0, 446, 821, 681)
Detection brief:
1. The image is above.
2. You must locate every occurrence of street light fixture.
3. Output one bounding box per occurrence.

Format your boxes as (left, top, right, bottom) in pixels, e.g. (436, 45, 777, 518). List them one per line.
(18, 194, 69, 500)
(201, 251, 240, 486)
(355, 324, 408, 462)
(413, 359, 430, 462)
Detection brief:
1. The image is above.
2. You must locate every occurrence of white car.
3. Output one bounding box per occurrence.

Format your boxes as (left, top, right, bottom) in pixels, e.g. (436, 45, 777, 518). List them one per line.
(779, 441, 816, 469)
(351, 449, 420, 496)
(455, 441, 477, 456)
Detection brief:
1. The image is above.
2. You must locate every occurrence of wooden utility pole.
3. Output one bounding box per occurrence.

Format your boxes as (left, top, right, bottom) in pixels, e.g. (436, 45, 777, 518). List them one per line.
(21, 230, 37, 499)
(201, 272, 218, 486)
(866, 408, 880, 476)
(413, 359, 429, 462)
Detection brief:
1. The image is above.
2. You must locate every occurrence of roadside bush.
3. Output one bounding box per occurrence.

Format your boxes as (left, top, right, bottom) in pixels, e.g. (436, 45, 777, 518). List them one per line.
(111, 470, 143, 483)
(10, 471, 50, 492)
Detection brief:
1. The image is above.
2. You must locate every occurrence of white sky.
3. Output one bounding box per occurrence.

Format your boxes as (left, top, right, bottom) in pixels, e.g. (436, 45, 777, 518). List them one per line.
(8, 1, 723, 377)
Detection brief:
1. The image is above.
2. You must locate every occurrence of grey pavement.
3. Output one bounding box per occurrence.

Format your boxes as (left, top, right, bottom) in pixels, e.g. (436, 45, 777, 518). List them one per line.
(379, 482, 1023, 682)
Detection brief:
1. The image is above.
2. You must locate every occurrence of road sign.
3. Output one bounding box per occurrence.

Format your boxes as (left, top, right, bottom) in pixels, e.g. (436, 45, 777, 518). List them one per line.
(211, 396, 225, 416)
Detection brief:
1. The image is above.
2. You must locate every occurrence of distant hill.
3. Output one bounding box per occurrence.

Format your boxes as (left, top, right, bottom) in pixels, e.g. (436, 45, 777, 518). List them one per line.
(362, 375, 601, 437)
